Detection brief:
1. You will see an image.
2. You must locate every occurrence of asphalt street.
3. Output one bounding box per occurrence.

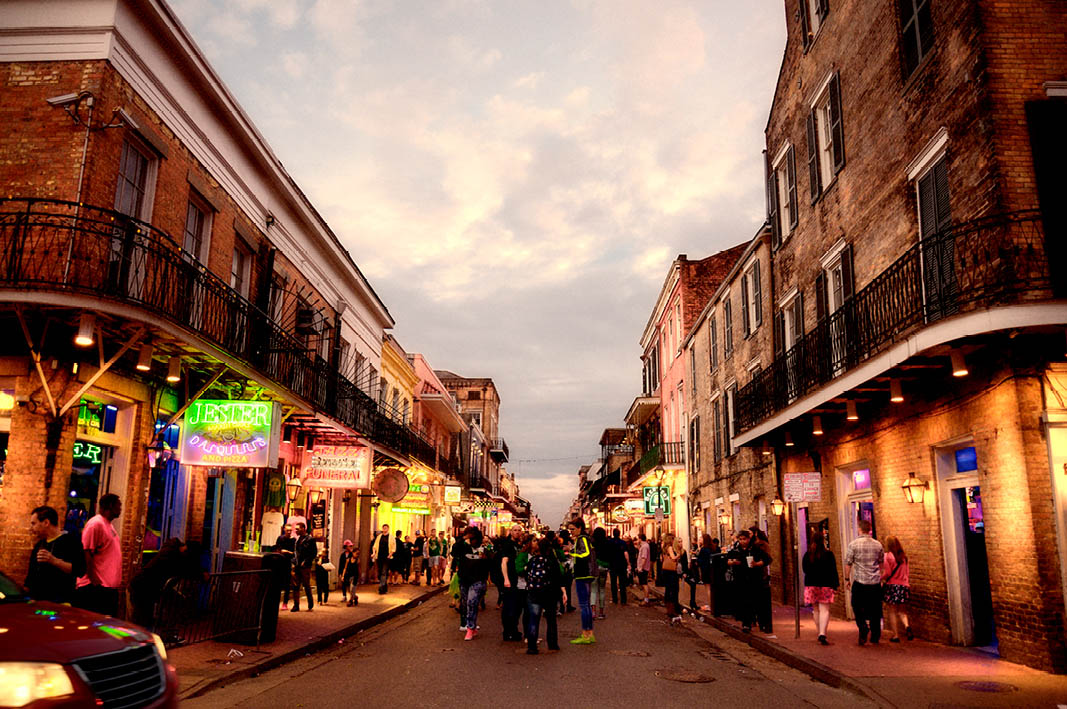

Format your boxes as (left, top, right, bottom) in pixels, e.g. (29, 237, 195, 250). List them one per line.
(184, 589, 868, 708)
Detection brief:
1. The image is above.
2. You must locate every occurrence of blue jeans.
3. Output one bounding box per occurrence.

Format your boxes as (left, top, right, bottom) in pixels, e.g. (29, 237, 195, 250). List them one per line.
(526, 590, 559, 650)
(459, 580, 486, 630)
(575, 579, 593, 631)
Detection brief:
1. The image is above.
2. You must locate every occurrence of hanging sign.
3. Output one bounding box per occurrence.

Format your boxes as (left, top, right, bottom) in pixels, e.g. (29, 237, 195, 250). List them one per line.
(784, 472, 822, 502)
(624, 498, 645, 514)
(445, 485, 462, 504)
(643, 486, 671, 516)
(373, 468, 410, 503)
(395, 483, 431, 514)
(179, 399, 280, 468)
(611, 505, 629, 523)
(302, 445, 371, 489)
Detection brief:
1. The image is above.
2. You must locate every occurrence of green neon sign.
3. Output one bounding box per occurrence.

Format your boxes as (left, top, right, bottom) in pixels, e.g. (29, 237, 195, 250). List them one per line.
(73, 442, 103, 465)
(180, 399, 280, 468)
(642, 486, 671, 516)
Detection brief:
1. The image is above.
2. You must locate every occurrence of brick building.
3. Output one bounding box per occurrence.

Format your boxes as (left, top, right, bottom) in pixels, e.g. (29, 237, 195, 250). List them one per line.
(727, 0, 1067, 671)
(0, 0, 454, 598)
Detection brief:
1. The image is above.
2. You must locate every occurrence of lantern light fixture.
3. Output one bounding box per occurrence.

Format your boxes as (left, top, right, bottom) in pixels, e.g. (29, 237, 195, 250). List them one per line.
(136, 343, 154, 372)
(890, 378, 904, 403)
(901, 472, 929, 504)
(308, 488, 323, 505)
(812, 415, 824, 436)
(846, 400, 859, 421)
(718, 510, 732, 527)
(950, 350, 969, 377)
(166, 357, 181, 383)
(285, 477, 303, 502)
(74, 312, 95, 347)
(770, 498, 786, 516)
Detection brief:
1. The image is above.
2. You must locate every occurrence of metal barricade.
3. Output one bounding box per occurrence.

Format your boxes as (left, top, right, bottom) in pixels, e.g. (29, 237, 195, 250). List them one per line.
(153, 570, 272, 648)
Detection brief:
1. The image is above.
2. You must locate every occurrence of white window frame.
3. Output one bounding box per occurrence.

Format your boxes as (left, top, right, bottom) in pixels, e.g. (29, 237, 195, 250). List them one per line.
(230, 243, 252, 299)
(114, 135, 158, 222)
(812, 85, 835, 191)
(819, 238, 849, 314)
(182, 193, 213, 263)
(772, 142, 795, 239)
(742, 257, 762, 336)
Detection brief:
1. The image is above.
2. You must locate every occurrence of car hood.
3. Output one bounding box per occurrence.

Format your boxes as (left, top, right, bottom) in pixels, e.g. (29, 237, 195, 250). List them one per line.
(0, 600, 156, 663)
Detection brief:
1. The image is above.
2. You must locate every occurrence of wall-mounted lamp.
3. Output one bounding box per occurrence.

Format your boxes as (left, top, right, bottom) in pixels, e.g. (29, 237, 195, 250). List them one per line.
(901, 472, 929, 504)
(285, 477, 303, 503)
(890, 379, 904, 403)
(166, 357, 181, 383)
(718, 510, 732, 527)
(812, 415, 824, 436)
(74, 312, 95, 347)
(950, 350, 969, 377)
(784, 432, 794, 447)
(136, 343, 154, 372)
(846, 401, 859, 421)
(308, 488, 323, 505)
(770, 498, 786, 516)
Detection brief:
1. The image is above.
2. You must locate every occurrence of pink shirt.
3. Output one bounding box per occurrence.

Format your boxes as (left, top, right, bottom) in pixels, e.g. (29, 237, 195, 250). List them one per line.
(882, 552, 909, 587)
(78, 514, 121, 588)
(637, 541, 651, 572)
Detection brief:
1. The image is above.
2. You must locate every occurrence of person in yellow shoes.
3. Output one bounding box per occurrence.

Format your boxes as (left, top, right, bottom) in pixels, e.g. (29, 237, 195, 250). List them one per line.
(566, 518, 596, 644)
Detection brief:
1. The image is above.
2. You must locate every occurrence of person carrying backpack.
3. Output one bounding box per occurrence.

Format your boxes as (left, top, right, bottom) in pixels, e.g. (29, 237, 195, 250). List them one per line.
(524, 537, 566, 654)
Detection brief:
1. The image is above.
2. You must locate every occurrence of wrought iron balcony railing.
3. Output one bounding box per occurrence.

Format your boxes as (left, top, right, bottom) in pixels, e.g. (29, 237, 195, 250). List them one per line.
(736, 210, 1049, 432)
(489, 437, 509, 462)
(0, 198, 417, 453)
(637, 441, 685, 475)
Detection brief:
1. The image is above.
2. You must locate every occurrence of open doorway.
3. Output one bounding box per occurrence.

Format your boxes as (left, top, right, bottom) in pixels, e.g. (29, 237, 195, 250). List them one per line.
(936, 443, 995, 650)
(837, 463, 874, 618)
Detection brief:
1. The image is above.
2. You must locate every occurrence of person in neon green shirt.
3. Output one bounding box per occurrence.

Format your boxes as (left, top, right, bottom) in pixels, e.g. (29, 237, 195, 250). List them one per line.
(567, 518, 596, 644)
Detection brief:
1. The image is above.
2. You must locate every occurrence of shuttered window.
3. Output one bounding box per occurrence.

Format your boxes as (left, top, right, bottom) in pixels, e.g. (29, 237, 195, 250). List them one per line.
(712, 398, 723, 463)
(917, 156, 956, 320)
(709, 315, 718, 373)
(799, 0, 830, 50)
(900, 0, 934, 78)
(807, 73, 845, 202)
(723, 298, 734, 357)
(742, 260, 763, 338)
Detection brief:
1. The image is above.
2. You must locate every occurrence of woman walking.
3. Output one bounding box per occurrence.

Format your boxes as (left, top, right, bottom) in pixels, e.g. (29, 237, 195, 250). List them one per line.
(567, 518, 596, 644)
(802, 530, 839, 645)
(592, 527, 611, 620)
(661, 534, 682, 625)
(697, 535, 716, 612)
(524, 537, 565, 654)
(882, 535, 913, 642)
(457, 527, 491, 640)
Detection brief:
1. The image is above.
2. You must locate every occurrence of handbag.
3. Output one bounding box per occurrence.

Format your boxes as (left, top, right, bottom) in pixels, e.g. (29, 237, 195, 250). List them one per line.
(662, 556, 678, 572)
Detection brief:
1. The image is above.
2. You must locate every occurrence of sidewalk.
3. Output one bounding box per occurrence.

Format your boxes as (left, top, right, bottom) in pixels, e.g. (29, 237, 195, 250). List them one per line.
(640, 582, 1067, 707)
(172, 582, 444, 701)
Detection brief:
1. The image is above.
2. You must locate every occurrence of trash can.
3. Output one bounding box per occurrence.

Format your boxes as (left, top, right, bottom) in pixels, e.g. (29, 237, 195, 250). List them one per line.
(220, 552, 283, 644)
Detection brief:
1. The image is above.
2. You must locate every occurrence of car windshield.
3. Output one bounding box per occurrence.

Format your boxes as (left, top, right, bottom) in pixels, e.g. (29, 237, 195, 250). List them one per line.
(0, 571, 27, 603)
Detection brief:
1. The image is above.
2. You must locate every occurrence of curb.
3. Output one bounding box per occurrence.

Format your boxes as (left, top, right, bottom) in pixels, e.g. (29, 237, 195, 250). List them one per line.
(635, 585, 885, 706)
(179, 585, 445, 700)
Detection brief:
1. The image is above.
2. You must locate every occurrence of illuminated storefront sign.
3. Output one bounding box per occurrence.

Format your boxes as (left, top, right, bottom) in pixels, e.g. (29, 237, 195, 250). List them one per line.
(642, 486, 671, 516)
(623, 498, 645, 514)
(302, 445, 371, 489)
(179, 399, 280, 468)
(611, 505, 629, 523)
(444, 485, 462, 504)
(73, 441, 103, 465)
(395, 483, 431, 515)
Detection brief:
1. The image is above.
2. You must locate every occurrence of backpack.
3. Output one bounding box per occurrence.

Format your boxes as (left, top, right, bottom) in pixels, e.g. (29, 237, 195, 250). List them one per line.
(526, 554, 551, 591)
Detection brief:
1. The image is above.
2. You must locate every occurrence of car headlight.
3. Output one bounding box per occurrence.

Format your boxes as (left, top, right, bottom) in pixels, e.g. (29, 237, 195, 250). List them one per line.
(0, 662, 75, 707)
(151, 632, 168, 662)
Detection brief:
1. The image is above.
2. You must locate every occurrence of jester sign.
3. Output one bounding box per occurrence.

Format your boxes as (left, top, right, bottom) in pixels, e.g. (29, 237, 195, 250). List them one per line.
(179, 399, 281, 468)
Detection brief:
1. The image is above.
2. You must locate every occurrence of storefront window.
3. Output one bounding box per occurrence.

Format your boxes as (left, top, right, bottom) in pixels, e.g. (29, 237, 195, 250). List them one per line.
(67, 440, 114, 533)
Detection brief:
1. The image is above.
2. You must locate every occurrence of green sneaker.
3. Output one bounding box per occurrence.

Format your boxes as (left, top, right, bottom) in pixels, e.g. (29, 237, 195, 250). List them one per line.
(587, 633, 597, 644)
(570, 636, 591, 645)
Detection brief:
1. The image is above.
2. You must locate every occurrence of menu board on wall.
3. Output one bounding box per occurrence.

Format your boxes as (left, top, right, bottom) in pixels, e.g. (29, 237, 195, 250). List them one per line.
(310, 500, 327, 539)
(180, 400, 281, 468)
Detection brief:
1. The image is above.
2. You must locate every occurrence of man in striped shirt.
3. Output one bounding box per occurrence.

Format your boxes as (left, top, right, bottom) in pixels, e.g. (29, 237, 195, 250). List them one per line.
(844, 518, 884, 645)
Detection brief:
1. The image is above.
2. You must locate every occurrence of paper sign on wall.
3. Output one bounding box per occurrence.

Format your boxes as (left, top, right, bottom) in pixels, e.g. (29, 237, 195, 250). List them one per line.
(784, 472, 822, 502)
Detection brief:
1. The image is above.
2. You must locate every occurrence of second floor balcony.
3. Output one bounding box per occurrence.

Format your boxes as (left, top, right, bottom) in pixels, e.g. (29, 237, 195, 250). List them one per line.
(637, 441, 685, 475)
(489, 437, 509, 463)
(736, 210, 1053, 439)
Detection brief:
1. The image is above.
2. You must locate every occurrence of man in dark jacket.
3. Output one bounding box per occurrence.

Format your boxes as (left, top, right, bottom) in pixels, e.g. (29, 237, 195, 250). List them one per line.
(27, 505, 85, 604)
(609, 528, 629, 605)
(290, 522, 316, 612)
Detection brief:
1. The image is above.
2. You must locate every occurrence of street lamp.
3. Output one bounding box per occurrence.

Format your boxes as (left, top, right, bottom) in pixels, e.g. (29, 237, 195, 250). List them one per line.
(308, 487, 323, 505)
(770, 498, 786, 516)
(901, 472, 929, 504)
(286, 477, 302, 503)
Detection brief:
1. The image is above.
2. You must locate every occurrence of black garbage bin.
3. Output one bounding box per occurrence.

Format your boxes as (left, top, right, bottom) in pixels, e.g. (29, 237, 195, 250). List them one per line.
(219, 551, 283, 644)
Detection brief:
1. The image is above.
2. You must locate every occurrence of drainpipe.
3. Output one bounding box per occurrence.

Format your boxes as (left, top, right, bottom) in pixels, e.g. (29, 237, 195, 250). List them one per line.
(62, 94, 95, 283)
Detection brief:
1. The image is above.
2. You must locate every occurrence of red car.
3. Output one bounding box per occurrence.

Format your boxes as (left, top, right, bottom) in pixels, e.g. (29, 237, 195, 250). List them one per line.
(0, 571, 178, 708)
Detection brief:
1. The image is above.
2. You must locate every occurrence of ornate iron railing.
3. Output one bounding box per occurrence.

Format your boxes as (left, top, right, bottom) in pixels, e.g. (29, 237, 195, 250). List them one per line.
(637, 441, 685, 474)
(0, 198, 414, 452)
(489, 437, 509, 461)
(736, 210, 1049, 431)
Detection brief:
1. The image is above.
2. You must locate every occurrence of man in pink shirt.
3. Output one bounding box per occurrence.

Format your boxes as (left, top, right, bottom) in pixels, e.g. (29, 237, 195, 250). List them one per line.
(636, 533, 652, 605)
(75, 493, 123, 617)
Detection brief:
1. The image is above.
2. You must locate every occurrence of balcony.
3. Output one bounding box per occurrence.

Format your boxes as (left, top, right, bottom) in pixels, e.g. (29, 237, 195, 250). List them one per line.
(0, 198, 422, 454)
(736, 210, 1050, 434)
(489, 438, 509, 463)
(637, 441, 685, 475)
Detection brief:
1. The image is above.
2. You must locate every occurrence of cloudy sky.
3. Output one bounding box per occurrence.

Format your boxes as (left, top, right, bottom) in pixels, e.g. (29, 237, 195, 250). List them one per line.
(169, 0, 787, 526)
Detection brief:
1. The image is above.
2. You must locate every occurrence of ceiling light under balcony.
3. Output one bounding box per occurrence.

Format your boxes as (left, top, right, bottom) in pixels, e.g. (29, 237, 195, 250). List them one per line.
(846, 401, 859, 421)
(950, 350, 969, 377)
(784, 432, 794, 447)
(136, 343, 154, 372)
(812, 416, 823, 436)
(74, 312, 95, 347)
(890, 378, 904, 403)
(166, 357, 181, 383)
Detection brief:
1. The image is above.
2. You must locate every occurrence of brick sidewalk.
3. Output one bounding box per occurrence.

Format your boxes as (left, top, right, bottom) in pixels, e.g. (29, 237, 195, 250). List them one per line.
(172, 582, 445, 700)
(639, 582, 1067, 706)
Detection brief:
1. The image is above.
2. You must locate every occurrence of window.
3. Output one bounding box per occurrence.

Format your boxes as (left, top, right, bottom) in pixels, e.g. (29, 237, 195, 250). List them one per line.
(916, 155, 955, 320)
(709, 315, 718, 373)
(712, 394, 723, 463)
(741, 260, 762, 338)
(270, 272, 287, 321)
(378, 379, 388, 407)
(689, 347, 698, 398)
(768, 144, 798, 248)
(114, 139, 154, 220)
(799, 0, 829, 50)
(668, 317, 675, 356)
(467, 411, 482, 428)
(230, 244, 251, 299)
(689, 415, 701, 472)
(900, 0, 934, 77)
(674, 302, 682, 351)
(723, 298, 734, 357)
(724, 383, 737, 457)
(182, 197, 211, 261)
(318, 323, 332, 361)
(807, 73, 845, 202)
(815, 242, 854, 321)
(468, 390, 481, 400)
(774, 290, 805, 356)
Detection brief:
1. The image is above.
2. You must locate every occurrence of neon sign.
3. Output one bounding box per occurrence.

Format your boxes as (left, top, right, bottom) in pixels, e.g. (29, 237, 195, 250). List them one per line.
(302, 445, 371, 489)
(395, 483, 431, 514)
(73, 442, 103, 465)
(180, 399, 280, 468)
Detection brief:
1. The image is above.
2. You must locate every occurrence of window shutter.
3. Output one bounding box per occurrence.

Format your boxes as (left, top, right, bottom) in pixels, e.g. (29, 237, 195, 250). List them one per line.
(709, 316, 718, 371)
(694, 415, 700, 471)
(774, 311, 785, 357)
(933, 158, 952, 231)
(815, 271, 828, 321)
(786, 145, 798, 230)
(753, 260, 763, 326)
(713, 403, 722, 462)
(766, 151, 781, 248)
(793, 292, 805, 342)
(829, 73, 845, 174)
(807, 110, 820, 202)
(841, 243, 854, 300)
(816, 0, 829, 21)
(919, 169, 938, 239)
(741, 273, 751, 336)
(799, 0, 812, 50)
